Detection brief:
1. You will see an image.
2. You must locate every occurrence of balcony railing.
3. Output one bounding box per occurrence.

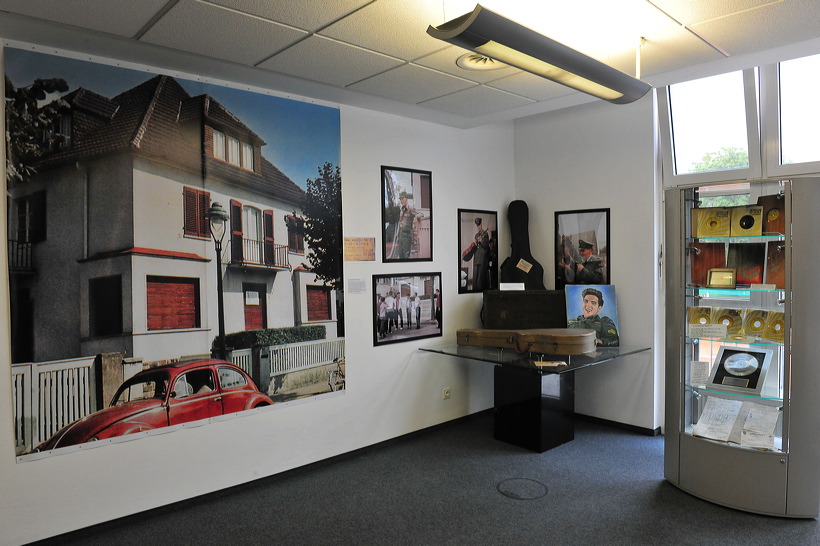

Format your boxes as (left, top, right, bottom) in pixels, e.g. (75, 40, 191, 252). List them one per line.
(230, 238, 290, 270)
(8, 240, 34, 273)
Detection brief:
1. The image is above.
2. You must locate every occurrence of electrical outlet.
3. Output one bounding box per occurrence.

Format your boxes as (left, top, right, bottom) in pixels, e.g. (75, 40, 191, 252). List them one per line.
(442, 388, 451, 399)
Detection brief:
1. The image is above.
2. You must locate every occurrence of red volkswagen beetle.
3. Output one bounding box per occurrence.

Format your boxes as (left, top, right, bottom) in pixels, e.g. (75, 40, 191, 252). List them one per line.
(36, 360, 273, 451)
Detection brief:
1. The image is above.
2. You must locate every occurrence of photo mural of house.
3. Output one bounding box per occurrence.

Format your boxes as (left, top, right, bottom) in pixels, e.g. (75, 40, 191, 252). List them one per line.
(5, 47, 344, 456)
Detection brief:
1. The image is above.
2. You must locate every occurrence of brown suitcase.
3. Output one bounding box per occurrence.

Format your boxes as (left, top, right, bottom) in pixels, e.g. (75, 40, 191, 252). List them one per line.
(457, 328, 596, 355)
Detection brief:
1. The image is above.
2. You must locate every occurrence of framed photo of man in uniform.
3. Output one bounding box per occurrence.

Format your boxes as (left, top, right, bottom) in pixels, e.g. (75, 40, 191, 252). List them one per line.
(381, 166, 433, 263)
(565, 284, 620, 347)
(555, 208, 610, 290)
(458, 209, 499, 294)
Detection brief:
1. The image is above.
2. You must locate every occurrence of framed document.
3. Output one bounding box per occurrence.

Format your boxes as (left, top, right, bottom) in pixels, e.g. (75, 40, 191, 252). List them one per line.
(706, 268, 736, 288)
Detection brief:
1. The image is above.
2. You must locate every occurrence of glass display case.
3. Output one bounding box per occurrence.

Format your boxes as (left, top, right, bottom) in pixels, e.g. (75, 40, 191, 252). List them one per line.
(664, 179, 819, 517)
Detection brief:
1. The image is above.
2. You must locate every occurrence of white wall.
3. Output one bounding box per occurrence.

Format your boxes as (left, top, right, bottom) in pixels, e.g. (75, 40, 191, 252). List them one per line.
(0, 69, 515, 541)
(513, 96, 663, 431)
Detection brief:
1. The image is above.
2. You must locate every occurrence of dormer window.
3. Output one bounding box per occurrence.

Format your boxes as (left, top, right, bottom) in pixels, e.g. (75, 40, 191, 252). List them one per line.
(212, 128, 254, 171)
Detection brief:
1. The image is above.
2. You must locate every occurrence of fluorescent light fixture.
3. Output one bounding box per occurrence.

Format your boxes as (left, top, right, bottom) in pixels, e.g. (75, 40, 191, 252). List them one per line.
(427, 4, 651, 104)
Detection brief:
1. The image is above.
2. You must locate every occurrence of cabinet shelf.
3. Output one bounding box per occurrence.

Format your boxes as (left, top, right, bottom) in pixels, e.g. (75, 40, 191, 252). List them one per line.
(687, 337, 782, 349)
(686, 234, 784, 243)
(685, 383, 784, 404)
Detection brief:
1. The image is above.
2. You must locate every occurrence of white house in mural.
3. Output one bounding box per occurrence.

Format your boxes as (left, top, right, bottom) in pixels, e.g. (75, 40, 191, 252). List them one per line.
(7, 75, 338, 364)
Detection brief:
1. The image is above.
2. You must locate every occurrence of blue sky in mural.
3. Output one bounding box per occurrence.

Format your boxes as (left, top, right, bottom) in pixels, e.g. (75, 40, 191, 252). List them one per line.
(4, 47, 340, 189)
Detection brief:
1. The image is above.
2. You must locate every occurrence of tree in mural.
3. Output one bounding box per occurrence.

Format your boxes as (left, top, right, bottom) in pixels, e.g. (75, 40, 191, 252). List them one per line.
(4, 76, 70, 184)
(297, 162, 343, 290)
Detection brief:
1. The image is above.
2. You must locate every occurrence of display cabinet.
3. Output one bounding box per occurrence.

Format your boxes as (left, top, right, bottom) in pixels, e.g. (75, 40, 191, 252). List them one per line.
(664, 179, 819, 517)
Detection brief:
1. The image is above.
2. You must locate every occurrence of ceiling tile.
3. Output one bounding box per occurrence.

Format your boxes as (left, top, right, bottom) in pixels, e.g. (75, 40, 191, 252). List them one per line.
(651, 0, 782, 25)
(319, 0, 449, 60)
(205, 0, 372, 31)
(140, 0, 307, 65)
(415, 46, 522, 83)
(348, 63, 476, 104)
(258, 35, 404, 87)
(484, 73, 576, 102)
(689, 0, 820, 57)
(420, 85, 535, 118)
(0, 0, 169, 37)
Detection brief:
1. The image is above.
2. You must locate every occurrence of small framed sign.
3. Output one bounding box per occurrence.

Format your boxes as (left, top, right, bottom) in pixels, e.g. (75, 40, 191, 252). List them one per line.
(707, 268, 737, 289)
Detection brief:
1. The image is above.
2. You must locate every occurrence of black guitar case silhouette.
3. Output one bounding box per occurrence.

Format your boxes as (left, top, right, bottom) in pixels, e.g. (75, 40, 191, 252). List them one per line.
(500, 200, 546, 289)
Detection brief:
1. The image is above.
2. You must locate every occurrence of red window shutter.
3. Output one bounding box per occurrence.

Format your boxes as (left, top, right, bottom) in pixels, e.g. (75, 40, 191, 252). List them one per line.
(184, 187, 210, 237)
(263, 210, 275, 265)
(306, 286, 331, 321)
(230, 199, 243, 262)
(147, 277, 200, 330)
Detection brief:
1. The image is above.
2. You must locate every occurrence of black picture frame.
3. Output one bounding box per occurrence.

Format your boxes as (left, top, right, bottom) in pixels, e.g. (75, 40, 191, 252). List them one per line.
(555, 208, 610, 289)
(457, 208, 499, 293)
(373, 272, 442, 346)
(381, 166, 432, 262)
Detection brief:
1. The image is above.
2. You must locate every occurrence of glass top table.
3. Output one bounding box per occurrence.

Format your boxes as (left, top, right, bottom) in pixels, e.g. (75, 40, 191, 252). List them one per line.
(419, 343, 651, 374)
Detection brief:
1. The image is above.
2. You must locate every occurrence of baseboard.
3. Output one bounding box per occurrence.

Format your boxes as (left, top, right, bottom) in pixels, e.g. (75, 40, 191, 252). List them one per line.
(574, 412, 662, 436)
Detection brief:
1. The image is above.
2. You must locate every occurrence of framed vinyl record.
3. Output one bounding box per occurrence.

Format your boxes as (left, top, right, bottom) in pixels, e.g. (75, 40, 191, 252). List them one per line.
(708, 346, 773, 396)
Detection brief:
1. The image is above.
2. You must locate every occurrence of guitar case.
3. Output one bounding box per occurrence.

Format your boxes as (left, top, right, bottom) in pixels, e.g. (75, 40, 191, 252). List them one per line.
(457, 328, 596, 355)
(500, 200, 546, 289)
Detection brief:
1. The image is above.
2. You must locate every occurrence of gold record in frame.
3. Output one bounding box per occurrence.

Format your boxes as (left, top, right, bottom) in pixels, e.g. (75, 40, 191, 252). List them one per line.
(743, 309, 768, 337)
(764, 311, 785, 343)
(691, 207, 731, 238)
(730, 205, 764, 236)
(711, 308, 743, 336)
(688, 306, 712, 326)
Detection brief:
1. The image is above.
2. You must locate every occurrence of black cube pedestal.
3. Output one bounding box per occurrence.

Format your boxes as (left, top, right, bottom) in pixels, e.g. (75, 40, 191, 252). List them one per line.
(493, 365, 575, 453)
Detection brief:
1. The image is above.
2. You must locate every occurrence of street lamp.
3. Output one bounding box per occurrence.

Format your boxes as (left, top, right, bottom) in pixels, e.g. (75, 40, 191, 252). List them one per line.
(205, 202, 230, 361)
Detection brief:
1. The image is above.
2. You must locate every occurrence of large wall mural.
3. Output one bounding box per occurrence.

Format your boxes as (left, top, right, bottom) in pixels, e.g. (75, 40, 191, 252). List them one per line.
(5, 47, 344, 457)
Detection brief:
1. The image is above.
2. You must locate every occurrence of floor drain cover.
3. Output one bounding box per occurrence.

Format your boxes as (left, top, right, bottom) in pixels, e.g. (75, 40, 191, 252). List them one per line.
(496, 478, 548, 500)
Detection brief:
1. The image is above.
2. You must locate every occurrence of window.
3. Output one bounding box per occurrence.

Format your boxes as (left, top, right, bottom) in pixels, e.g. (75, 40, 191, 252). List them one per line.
(211, 128, 255, 171)
(146, 276, 200, 330)
(306, 285, 332, 321)
(778, 53, 820, 165)
(89, 276, 123, 337)
(183, 187, 211, 238)
(14, 191, 46, 243)
(242, 142, 254, 170)
(172, 369, 214, 398)
(213, 129, 226, 160)
(218, 367, 247, 389)
(229, 201, 277, 265)
(286, 215, 305, 254)
(668, 71, 750, 175)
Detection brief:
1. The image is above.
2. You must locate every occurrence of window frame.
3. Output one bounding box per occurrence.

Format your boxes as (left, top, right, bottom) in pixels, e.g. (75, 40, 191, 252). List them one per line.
(183, 187, 211, 239)
(658, 68, 762, 188)
(760, 62, 820, 177)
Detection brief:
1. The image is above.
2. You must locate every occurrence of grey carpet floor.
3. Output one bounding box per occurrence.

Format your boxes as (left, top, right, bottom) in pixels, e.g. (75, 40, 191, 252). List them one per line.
(37, 411, 818, 545)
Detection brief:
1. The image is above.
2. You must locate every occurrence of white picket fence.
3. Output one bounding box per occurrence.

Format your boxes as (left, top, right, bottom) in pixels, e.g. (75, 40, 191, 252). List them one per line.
(266, 338, 345, 378)
(12, 356, 97, 455)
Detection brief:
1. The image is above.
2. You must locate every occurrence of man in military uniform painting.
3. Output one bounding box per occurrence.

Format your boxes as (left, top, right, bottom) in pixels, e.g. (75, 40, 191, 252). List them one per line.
(568, 287, 619, 346)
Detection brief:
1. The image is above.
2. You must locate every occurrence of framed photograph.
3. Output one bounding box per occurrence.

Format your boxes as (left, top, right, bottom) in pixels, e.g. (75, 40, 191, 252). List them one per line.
(708, 346, 773, 396)
(707, 268, 737, 288)
(555, 208, 610, 289)
(565, 284, 620, 347)
(458, 209, 499, 293)
(373, 272, 442, 346)
(381, 166, 432, 262)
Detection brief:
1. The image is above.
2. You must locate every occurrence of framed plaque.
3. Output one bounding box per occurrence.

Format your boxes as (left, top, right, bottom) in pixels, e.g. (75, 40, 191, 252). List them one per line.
(708, 346, 773, 396)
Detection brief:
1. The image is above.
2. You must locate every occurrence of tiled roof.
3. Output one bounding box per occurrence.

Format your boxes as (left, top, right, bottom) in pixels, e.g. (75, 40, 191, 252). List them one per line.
(35, 75, 303, 206)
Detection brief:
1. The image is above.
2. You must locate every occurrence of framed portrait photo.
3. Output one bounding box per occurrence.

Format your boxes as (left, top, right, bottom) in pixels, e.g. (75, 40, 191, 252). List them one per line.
(381, 166, 432, 262)
(373, 272, 442, 346)
(457, 209, 499, 294)
(555, 208, 610, 289)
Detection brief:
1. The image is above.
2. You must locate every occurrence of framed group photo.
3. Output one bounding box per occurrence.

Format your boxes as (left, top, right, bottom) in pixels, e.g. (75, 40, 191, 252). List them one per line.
(555, 208, 610, 289)
(373, 272, 442, 346)
(381, 166, 432, 263)
(458, 209, 498, 293)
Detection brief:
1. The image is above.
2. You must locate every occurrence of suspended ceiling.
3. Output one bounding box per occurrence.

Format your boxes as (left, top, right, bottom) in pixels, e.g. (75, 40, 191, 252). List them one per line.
(1, 0, 819, 128)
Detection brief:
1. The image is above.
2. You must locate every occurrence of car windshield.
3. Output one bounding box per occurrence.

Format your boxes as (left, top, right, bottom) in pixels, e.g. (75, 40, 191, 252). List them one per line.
(111, 371, 169, 405)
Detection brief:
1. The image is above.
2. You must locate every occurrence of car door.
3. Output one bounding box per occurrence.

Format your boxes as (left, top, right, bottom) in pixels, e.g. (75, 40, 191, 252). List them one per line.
(167, 367, 222, 425)
(217, 366, 257, 414)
